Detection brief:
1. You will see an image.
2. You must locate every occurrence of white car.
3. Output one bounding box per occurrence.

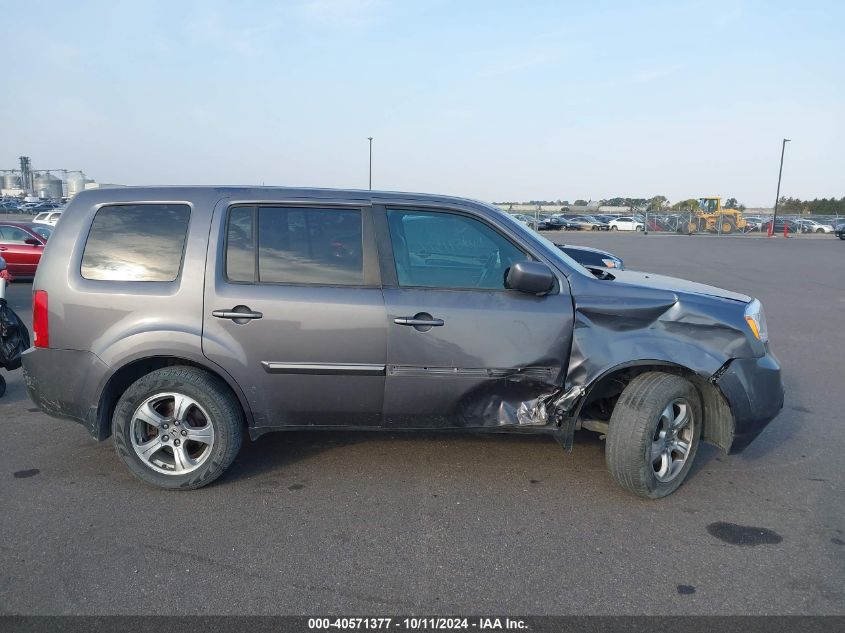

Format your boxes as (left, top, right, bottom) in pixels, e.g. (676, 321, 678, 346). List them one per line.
(608, 216, 644, 231)
(795, 219, 833, 233)
(32, 211, 62, 226)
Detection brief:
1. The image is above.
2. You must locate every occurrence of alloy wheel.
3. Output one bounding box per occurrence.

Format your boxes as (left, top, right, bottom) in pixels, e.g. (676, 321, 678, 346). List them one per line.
(650, 398, 694, 482)
(130, 393, 215, 475)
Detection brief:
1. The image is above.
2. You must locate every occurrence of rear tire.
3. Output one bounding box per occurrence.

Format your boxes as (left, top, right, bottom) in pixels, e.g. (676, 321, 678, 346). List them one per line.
(0, 374, 5, 398)
(605, 372, 701, 499)
(113, 366, 243, 490)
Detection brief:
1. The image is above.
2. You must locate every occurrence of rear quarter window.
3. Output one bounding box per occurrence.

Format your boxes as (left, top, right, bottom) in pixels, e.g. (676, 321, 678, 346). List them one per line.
(81, 204, 190, 281)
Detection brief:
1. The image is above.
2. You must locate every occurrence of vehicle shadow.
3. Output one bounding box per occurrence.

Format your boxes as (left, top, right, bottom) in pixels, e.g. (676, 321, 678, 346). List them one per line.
(222, 428, 585, 485)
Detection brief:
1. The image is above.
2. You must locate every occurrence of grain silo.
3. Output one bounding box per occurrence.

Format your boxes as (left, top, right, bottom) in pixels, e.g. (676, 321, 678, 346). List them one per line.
(34, 172, 63, 199)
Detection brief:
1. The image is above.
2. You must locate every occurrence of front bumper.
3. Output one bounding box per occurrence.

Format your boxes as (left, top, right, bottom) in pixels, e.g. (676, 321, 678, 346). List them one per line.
(715, 351, 784, 453)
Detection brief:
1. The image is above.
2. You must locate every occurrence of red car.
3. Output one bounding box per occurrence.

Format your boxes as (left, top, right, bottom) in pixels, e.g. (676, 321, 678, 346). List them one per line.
(0, 222, 48, 277)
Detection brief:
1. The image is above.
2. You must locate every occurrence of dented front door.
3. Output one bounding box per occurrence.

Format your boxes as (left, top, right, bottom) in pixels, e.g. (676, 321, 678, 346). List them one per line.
(379, 207, 575, 428)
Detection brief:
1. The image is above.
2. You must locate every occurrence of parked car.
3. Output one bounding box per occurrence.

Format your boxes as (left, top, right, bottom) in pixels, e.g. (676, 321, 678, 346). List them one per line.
(795, 219, 834, 234)
(764, 219, 799, 234)
(741, 217, 766, 232)
(544, 216, 567, 231)
(23, 187, 783, 498)
(537, 214, 566, 231)
(0, 222, 47, 276)
(608, 216, 644, 231)
(570, 216, 610, 231)
(557, 244, 624, 269)
(835, 224, 845, 240)
(551, 214, 580, 230)
(32, 211, 62, 226)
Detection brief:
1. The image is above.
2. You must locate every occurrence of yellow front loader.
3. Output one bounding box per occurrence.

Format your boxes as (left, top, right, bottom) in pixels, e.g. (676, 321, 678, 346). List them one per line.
(685, 197, 747, 234)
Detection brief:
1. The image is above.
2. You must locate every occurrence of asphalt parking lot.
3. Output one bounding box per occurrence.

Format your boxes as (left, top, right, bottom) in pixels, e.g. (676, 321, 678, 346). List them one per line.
(1, 233, 843, 616)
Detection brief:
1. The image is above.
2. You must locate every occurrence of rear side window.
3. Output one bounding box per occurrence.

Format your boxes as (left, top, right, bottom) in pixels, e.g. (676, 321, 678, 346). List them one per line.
(225, 206, 364, 285)
(81, 204, 191, 281)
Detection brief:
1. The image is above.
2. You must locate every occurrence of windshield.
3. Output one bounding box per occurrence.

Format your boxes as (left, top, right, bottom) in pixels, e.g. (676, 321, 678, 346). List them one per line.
(698, 199, 718, 213)
(30, 225, 53, 240)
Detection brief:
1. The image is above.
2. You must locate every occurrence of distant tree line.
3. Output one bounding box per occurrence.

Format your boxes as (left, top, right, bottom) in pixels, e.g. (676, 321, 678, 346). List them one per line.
(776, 196, 845, 215)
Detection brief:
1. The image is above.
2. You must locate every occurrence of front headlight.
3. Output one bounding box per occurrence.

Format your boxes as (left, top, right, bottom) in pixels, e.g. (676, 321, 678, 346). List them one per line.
(601, 257, 623, 269)
(744, 298, 768, 342)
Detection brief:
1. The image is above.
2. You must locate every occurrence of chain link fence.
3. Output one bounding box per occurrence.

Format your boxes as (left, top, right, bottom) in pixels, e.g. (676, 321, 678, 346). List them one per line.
(508, 209, 843, 238)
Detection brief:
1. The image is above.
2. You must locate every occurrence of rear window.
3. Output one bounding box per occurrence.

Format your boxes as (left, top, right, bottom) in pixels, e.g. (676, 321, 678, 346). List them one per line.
(81, 204, 190, 281)
(225, 206, 364, 285)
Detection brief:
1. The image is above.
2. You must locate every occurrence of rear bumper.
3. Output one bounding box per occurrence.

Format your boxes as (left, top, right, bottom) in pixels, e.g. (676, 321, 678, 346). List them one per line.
(22, 347, 108, 438)
(715, 351, 784, 453)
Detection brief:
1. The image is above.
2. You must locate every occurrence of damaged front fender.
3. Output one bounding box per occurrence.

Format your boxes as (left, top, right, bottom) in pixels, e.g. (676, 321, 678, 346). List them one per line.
(561, 272, 760, 451)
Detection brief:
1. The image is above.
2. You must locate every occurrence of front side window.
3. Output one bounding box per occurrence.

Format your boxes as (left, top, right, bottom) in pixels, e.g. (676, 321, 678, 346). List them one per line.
(0, 226, 32, 244)
(225, 206, 364, 285)
(81, 204, 190, 281)
(387, 209, 527, 289)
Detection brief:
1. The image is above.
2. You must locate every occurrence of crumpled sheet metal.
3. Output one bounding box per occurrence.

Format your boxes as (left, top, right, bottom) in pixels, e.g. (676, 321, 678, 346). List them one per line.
(563, 276, 755, 406)
(452, 366, 562, 427)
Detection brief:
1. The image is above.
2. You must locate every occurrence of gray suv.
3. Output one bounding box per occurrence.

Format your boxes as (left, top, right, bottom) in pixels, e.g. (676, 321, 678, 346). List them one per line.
(23, 187, 784, 498)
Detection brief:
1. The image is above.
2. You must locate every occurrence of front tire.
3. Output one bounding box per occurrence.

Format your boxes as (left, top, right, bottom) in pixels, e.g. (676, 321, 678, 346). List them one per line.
(605, 372, 701, 499)
(113, 366, 243, 490)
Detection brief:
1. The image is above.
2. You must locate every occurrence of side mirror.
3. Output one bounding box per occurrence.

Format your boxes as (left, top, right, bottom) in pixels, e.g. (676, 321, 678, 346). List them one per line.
(505, 261, 555, 295)
(25, 237, 41, 246)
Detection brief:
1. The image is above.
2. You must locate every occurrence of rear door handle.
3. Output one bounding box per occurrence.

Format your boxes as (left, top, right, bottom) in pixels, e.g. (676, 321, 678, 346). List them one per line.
(212, 307, 263, 321)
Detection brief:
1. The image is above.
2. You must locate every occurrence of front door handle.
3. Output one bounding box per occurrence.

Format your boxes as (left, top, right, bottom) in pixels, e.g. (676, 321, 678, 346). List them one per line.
(212, 306, 263, 324)
(394, 317, 444, 326)
(393, 312, 444, 332)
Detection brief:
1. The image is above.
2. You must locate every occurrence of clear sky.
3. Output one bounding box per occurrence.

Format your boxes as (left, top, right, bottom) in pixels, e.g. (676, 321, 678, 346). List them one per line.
(1, 0, 842, 206)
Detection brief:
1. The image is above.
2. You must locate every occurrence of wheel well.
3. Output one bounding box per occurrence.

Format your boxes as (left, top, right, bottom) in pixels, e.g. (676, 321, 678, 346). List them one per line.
(94, 357, 248, 441)
(577, 363, 734, 452)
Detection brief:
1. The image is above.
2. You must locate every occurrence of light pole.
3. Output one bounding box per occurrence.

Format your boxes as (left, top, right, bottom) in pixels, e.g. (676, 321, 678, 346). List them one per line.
(771, 138, 790, 232)
(368, 137, 373, 190)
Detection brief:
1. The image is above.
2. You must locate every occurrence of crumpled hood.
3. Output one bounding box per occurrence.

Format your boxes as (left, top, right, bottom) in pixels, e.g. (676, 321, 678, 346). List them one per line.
(608, 269, 752, 303)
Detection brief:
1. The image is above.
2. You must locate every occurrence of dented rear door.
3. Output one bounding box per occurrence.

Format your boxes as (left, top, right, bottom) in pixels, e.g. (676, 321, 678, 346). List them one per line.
(377, 206, 574, 429)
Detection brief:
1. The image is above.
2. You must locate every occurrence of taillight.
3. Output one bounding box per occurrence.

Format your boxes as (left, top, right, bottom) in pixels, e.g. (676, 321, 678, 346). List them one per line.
(33, 290, 49, 348)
